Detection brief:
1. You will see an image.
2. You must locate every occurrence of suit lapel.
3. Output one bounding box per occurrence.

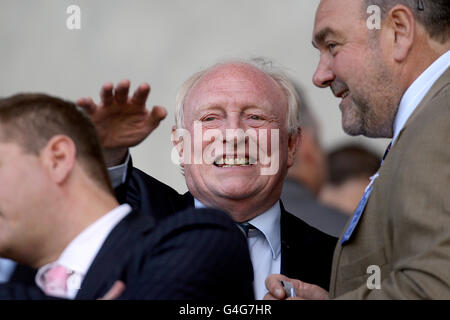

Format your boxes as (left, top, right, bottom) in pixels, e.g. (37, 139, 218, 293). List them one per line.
(75, 210, 155, 299)
(279, 202, 303, 278)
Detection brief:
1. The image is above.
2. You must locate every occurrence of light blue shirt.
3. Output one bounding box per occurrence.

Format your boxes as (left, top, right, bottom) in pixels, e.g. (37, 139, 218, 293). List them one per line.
(195, 198, 281, 300)
(392, 50, 450, 145)
(108, 152, 131, 188)
(0, 258, 17, 283)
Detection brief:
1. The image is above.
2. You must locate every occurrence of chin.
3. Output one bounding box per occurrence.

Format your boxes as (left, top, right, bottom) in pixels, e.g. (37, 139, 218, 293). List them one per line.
(214, 180, 261, 200)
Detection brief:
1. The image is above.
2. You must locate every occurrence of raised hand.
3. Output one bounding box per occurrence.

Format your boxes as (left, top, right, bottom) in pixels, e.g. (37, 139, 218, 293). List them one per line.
(77, 80, 167, 166)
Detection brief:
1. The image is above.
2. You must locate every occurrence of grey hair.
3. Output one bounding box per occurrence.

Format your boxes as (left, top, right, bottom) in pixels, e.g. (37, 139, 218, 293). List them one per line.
(363, 0, 450, 43)
(174, 58, 302, 135)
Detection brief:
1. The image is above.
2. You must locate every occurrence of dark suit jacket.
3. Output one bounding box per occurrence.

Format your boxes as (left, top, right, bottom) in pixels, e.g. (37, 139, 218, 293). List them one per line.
(118, 163, 338, 291)
(281, 178, 349, 237)
(0, 207, 254, 300)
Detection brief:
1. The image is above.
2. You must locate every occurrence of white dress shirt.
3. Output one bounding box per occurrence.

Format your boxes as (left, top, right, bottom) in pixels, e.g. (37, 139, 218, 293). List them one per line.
(392, 50, 450, 145)
(35, 204, 132, 299)
(195, 198, 281, 300)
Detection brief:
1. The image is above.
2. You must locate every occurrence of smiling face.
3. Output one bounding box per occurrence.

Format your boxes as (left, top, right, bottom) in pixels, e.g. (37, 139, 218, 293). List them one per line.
(180, 63, 298, 221)
(312, 0, 402, 138)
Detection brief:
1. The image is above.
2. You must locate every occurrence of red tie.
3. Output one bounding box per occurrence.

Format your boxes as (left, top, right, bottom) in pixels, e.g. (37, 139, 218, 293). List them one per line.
(43, 265, 70, 298)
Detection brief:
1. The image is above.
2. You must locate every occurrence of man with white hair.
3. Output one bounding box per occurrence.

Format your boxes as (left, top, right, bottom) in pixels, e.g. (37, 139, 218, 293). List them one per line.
(77, 59, 338, 299)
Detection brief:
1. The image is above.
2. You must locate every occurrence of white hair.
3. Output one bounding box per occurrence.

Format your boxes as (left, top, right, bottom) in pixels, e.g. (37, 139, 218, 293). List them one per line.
(174, 58, 302, 135)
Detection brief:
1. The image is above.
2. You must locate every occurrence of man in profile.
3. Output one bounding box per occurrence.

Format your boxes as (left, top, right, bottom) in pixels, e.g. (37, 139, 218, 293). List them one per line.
(266, 0, 449, 299)
(0, 93, 253, 299)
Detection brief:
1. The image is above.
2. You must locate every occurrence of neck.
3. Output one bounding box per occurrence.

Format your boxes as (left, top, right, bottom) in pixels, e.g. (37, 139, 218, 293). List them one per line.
(31, 182, 119, 268)
(196, 193, 280, 223)
(400, 37, 449, 94)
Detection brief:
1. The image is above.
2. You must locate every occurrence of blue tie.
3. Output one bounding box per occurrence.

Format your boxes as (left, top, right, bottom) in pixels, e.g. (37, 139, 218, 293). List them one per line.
(341, 142, 392, 245)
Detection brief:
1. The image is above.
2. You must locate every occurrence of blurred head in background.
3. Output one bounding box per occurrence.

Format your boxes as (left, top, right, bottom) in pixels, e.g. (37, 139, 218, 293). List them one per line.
(319, 144, 381, 215)
(285, 84, 327, 196)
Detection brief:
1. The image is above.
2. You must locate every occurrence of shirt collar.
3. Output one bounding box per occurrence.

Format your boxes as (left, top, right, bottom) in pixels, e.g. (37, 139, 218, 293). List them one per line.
(392, 50, 450, 145)
(194, 198, 281, 260)
(247, 202, 281, 260)
(36, 204, 132, 291)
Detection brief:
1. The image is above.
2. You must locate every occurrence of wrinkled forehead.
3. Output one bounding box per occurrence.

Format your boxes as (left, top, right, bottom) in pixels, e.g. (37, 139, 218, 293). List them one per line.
(313, 0, 366, 45)
(183, 63, 288, 115)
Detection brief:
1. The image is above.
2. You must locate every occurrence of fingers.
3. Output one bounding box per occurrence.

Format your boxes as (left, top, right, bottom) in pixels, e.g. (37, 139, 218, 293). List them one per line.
(100, 82, 114, 107)
(98, 280, 126, 300)
(114, 79, 131, 105)
(295, 283, 329, 300)
(147, 105, 167, 129)
(131, 83, 151, 106)
(76, 97, 97, 114)
(263, 292, 279, 300)
(265, 274, 291, 300)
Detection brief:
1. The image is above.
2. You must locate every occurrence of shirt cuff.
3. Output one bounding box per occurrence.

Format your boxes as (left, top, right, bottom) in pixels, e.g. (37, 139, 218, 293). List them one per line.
(0, 258, 17, 283)
(108, 152, 131, 189)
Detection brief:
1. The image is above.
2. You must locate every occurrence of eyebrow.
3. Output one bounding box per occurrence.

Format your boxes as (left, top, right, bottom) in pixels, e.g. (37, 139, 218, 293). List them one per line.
(312, 27, 339, 48)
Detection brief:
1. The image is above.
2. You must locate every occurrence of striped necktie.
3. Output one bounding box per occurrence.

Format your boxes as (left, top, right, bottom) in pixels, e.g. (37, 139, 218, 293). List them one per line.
(238, 222, 256, 237)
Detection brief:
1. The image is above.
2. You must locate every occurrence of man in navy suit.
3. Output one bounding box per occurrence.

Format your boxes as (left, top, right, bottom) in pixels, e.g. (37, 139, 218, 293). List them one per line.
(0, 93, 253, 300)
(77, 59, 338, 299)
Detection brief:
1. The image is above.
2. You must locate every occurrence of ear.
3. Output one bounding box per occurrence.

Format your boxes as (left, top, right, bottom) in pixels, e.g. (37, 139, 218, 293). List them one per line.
(40, 135, 76, 184)
(385, 5, 415, 62)
(287, 127, 301, 168)
(171, 125, 185, 168)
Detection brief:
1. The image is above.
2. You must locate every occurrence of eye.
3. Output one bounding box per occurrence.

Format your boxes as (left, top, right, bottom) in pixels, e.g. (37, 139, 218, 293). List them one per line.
(250, 115, 261, 120)
(201, 115, 218, 122)
(326, 42, 337, 54)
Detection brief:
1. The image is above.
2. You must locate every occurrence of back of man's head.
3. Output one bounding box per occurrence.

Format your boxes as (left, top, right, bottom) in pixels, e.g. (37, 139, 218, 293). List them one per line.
(286, 83, 327, 195)
(327, 144, 381, 186)
(363, 0, 450, 43)
(0, 93, 112, 194)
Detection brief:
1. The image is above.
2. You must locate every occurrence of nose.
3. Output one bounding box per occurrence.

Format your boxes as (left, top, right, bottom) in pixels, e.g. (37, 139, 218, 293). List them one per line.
(312, 55, 335, 88)
(223, 113, 243, 132)
(222, 114, 247, 151)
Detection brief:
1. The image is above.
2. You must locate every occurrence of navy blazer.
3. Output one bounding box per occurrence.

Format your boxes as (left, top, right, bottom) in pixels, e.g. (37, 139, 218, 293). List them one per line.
(0, 207, 254, 300)
(119, 162, 338, 291)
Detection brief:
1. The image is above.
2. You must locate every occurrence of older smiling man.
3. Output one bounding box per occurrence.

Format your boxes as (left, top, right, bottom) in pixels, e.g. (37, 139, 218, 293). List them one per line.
(77, 60, 338, 299)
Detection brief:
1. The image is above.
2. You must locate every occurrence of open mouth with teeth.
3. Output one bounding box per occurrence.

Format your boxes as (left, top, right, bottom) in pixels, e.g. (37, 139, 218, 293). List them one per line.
(213, 157, 255, 168)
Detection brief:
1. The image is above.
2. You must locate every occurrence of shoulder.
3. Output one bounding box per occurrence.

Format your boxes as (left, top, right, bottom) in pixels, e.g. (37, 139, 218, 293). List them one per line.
(125, 207, 254, 299)
(150, 207, 242, 240)
(130, 167, 181, 197)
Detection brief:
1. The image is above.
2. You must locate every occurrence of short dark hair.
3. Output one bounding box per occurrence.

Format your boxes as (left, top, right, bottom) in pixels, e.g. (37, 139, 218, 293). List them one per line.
(0, 93, 113, 193)
(364, 0, 450, 43)
(327, 144, 381, 185)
